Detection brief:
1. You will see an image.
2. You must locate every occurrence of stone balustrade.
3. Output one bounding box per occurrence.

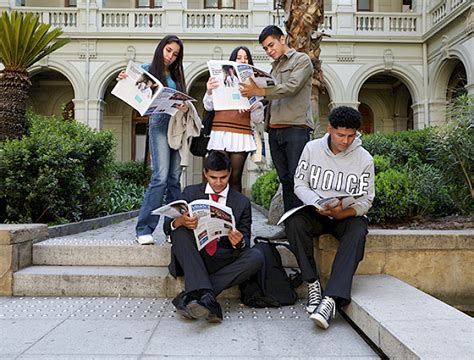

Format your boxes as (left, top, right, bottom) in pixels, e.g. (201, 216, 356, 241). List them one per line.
(355, 12, 419, 34)
(430, 0, 468, 26)
(12, 6, 426, 39)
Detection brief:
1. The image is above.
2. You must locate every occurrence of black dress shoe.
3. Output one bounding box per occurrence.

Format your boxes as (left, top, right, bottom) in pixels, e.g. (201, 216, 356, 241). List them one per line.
(186, 292, 223, 323)
(172, 292, 193, 320)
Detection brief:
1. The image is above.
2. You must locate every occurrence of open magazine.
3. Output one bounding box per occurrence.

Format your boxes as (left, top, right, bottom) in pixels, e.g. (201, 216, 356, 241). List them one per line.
(276, 195, 368, 226)
(111, 60, 196, 116)
(207, 60, 276, 111)
(152, 199, 235, 251)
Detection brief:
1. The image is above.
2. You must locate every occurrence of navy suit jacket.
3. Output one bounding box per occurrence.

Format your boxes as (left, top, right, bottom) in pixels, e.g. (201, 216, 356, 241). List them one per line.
(166, 182, 252, 277)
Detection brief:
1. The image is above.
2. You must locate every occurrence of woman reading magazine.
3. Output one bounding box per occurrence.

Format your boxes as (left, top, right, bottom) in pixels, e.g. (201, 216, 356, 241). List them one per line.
(117, 35, 189, 245)
(203, 46, 264, 193)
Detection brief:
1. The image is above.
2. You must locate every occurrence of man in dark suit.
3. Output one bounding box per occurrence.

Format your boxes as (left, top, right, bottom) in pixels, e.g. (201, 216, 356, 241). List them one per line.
(165, 150, 264, 322)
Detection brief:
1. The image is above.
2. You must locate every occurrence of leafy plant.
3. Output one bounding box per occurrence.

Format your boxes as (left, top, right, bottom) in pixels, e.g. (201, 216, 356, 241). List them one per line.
(0, 112, 116, 224)
(113, 160, 151, 187)
(107, 180, 145, 214)
(251, 169, 279, 209)
(428, 94, 473, 212)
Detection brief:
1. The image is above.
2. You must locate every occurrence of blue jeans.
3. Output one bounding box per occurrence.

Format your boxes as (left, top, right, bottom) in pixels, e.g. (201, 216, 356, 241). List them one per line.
(136, 114, 182, 236)
(269, 127, 311, 212)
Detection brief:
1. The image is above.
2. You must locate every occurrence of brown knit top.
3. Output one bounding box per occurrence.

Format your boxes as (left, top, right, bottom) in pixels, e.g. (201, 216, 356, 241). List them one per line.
(212, 110, 252, 135)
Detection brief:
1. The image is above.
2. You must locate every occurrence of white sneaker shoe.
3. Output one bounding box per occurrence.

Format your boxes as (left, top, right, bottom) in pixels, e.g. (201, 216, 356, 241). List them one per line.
(310, 296, 336, 330)
(135, 234, 154, 245)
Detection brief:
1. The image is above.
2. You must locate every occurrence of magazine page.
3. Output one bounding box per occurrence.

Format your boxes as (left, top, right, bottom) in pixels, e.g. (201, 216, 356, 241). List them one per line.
(248, 64, 276, 88)
(207, 60, 251, 111)
(276, 204, 312, 226)
(151, 200, 189, 219)
(276, 195, 368, 225)
(144, 87, 196, 116)
(236, 63, 276, 106)
(188, 199, 235, 250)
(111, 60, 163, 116)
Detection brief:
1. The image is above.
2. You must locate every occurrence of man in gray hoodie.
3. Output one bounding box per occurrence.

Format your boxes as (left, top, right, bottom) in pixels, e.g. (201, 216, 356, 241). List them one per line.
(286, 106, 375, 330)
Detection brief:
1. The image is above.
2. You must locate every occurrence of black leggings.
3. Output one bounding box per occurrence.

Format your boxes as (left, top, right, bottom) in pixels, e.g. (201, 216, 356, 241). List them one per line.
(225, 151, 249, 193)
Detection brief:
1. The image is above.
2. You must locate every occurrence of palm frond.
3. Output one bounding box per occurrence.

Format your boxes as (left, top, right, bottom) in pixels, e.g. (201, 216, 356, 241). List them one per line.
(0, 10, 70, 70)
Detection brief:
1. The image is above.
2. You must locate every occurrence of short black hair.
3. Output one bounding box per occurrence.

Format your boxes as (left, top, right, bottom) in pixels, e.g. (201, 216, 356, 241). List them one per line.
(204, 150, 232, 172)
(259, 25, 284, 44)
(328, 106, 362, 129)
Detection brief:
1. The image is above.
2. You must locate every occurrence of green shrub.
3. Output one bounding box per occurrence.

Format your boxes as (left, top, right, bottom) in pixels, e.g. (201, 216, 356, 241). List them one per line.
(251, 168, 279, 209)
(107, 180, 145, 214)
(428, 94, 474, 213)
(113, 160, 151, 187)
(362, 128, 433, 168)
(405, 162, 455, 216)
(369, 168, 416, 223)
(0, 112, 116, 224)
(373, 154, 392, 174)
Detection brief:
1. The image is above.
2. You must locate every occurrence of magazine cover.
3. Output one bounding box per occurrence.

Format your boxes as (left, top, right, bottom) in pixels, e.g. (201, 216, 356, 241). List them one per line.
(151, 199, 236, 250)
(207, 60, 275, 111)
(276, 195, 368, 225)
(112, 61, 196, 116)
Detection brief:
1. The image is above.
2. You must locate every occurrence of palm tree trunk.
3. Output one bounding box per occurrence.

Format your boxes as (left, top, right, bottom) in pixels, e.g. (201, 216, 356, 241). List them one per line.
(0, 69, 31, 141)
(284, 0, 325, 134)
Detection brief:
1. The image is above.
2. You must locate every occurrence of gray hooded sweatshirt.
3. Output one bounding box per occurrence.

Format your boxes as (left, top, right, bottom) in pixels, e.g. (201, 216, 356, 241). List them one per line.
(294, 133, 375, 217)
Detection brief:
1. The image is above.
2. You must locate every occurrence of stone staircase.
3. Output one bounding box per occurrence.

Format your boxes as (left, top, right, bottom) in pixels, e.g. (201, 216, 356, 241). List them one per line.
(12, 216, 302, 299)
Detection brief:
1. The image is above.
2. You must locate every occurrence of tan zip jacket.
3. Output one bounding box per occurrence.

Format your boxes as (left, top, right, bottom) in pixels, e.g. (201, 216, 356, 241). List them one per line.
(265, 48, 314, 129)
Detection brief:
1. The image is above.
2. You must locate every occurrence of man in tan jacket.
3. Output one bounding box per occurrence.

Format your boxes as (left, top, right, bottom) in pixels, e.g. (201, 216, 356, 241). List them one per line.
(240, 25, 314, 213)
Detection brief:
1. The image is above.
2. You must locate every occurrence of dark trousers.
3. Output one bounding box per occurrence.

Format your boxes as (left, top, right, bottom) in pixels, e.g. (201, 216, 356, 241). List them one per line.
(170, 227, 264, 296)
(269, 127, 311, 212)
(285, 208, 368, 303)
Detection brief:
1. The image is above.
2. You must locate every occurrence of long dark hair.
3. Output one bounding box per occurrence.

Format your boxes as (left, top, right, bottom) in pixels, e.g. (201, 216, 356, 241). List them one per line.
(148, 35, 186, 92)
(229, 46, 254, 66)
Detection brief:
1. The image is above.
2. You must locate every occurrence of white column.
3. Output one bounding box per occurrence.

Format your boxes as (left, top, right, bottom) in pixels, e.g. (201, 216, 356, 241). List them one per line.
(87, 99, 106, 130)
(429, 100, 447, 127)
(73, 99, 87, 126)
(411, 102, 427, 129)
(162, 0, 184, 32)
(334, 0, 356, 35)
(73, 98, 105, 130)
(251, 0, 274, 32)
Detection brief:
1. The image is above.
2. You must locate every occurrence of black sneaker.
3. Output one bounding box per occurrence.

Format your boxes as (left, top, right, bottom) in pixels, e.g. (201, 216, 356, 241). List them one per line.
(171, 292, 193, 320)
(186, 292, 223, 323)
(310, 296, 336, 329)
(306, 280, 322, 313)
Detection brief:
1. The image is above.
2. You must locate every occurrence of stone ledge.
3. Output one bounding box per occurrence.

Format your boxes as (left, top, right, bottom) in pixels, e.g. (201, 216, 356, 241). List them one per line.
(342, 275, 473, 359)
(320, 229, 474, 251)
(0, 224, 48, 245)
(46, 210, 139, 241)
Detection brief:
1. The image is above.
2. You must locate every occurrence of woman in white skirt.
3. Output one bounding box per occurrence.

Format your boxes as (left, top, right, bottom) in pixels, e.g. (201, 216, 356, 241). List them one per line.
(203, 46, 264, 192)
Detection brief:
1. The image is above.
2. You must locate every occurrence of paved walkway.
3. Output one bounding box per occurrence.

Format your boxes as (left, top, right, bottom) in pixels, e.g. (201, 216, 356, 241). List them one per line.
(0, 207, 378, 359)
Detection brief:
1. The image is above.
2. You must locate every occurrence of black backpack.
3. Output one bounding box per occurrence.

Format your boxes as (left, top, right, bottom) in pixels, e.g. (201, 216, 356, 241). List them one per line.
(239, 238, 301, 307)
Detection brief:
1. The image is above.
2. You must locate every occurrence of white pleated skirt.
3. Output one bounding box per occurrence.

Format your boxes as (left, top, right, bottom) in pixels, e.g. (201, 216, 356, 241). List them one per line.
(207, 130, 256, 152)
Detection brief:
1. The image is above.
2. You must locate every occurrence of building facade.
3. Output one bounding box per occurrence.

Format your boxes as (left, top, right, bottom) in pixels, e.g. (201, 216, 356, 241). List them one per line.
(0, 0, 472, 191)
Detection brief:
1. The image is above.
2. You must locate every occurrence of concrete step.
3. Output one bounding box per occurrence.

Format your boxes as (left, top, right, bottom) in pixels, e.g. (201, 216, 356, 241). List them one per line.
(33, 241, 172, 267)
(33, 239, 299, 268)
(342, 275, 473, 359)
(13, 265, 306, 299)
